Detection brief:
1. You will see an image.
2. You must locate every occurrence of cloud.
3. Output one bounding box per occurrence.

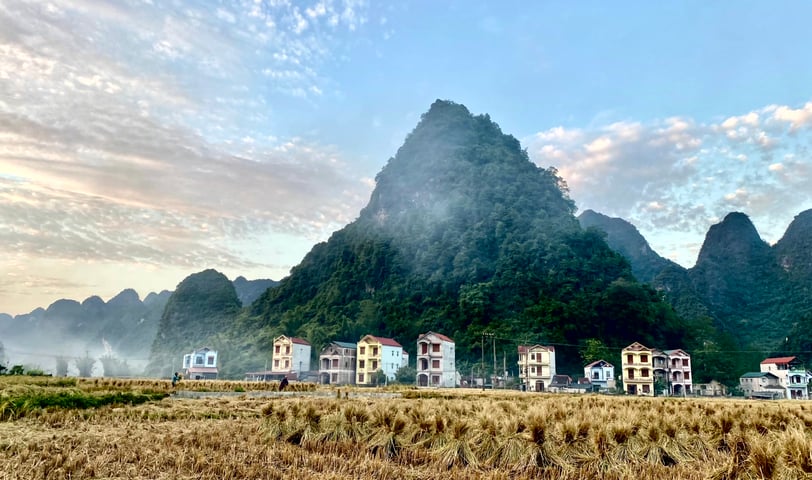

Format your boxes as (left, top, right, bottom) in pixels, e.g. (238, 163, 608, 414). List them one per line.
(0, 0, 375, 273)
(526, 102, 812, 266)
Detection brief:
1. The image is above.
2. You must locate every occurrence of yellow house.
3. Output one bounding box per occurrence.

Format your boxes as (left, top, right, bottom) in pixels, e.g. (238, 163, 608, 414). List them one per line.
(621, 342, 654, 396)
(356, 335, 403, 385)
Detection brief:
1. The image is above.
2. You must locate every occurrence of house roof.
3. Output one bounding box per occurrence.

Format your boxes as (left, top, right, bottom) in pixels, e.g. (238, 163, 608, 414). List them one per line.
(189, 347, 215, 354)
(273, 335, 310, 345)
(518, 345, 555, 353)
(377, 337, 402, 347)
(360, 335, 402, 347)
(418, 331, 454, 343)
(741, 371, 779, 379)
(623, 342, 651, 352)
(585, 359, 613, 369)
(663, 349, 690, 357)
(760, 356, 797, 365)
(550, 375, 572, 386)
(332, 341, 356, 349)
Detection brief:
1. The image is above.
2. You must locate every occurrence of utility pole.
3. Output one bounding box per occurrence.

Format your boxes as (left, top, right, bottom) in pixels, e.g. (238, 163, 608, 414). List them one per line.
(481, 332, 485, 391)
(492, 333, 496, 388)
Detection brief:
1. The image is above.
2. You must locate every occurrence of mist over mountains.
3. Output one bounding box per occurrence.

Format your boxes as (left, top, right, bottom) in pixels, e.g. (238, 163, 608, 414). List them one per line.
(5, 100, 811, 387)
(0, 277, 276, 373)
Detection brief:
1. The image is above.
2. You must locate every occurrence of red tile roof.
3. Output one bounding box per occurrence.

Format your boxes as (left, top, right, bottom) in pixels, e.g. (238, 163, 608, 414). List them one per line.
(291, 337, 310, 345)
(375, 336, 402, 347)
(761, 356, 797, 365)
(419, 332, 454, 343)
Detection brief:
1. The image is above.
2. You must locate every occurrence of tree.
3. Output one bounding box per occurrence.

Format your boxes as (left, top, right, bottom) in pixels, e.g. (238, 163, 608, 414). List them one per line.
(55, 356, 69, 377)
(9, 365, 24, 375)
(372, 369, 387, 386)
(100, 354, 131, 377)
(75, 352, 96, 377)
(579, 338, 611, 365)
(394, 366, 416, 385)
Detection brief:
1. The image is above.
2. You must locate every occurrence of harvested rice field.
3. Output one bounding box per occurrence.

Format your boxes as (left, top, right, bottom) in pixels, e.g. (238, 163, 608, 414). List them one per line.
(2, 377, 811, 479)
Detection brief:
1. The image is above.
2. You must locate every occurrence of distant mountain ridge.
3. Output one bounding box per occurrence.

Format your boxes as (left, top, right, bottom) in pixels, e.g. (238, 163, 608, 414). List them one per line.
(578, 209, 679, 284)
(0, 275, 278, 373)
(581, 209, 812, 353)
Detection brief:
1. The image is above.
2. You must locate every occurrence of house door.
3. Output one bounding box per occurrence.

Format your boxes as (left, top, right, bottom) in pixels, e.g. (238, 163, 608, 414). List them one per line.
(535, 381, 544, 392)
(628, 384, 637, 395)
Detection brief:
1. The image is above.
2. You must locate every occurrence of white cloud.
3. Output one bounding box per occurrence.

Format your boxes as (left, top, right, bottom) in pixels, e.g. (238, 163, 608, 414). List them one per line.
(526, 101, 812, 267)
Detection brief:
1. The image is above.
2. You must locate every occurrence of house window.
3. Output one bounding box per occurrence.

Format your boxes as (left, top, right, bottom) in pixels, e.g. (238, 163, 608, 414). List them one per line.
(359, 360, 365, 369)
(274, 359, 279, 367)
(683, 359, 689, 367)
(593, 371, 599, 379)
(195, 355, 204, 366)
(642, 385, 650, 393)
(531, 353, 536, 361)
(275, 345, 280, 354)
(432, 343, 440, 353)
(331, 373, 337, 383)
(627, 369, 634, 379)
(641, 369, 649, 378)
(432, 359, 440, 369)
(421, 344, 428, 354)
(372, 347, 379, 356)
(432, 375, 440, 385)
(640, 354, 648, 363)
(626, 354, 633, 364)
(360, 346, 366, 355)
(332, 359, 339, 368)
(285, 346, 290, 354)
(207, 356, 215, 366)
(183, 356, 190, 368)
(358, 373, 364, 383)
(531, 366, 536, 374)
(371, 360, 378, 370)
(685, 372, 690, 380)
(284, 360, 289, 368)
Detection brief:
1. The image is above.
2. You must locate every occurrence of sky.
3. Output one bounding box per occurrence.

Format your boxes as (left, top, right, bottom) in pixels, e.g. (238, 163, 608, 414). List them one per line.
(2, 0, 812, 316)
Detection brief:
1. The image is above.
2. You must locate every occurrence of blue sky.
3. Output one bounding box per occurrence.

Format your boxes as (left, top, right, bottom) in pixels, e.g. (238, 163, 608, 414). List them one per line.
(2, 0, 812, 314)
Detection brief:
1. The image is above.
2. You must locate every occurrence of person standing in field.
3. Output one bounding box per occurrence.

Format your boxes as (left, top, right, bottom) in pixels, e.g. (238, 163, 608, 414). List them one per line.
(279, 376, 289, 391)
(172, 372, 181, 388)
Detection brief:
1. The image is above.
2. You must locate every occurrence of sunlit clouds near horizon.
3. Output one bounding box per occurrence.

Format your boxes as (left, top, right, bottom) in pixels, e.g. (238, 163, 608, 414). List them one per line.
(2, 0, 812, 314)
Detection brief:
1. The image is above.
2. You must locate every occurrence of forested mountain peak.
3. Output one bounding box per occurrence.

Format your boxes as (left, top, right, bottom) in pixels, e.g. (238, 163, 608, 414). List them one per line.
(695, 212, 769, 266)
(577, 209, 678, 284)
(775, 209, 812, 281)
(239, 100, 681, 377)
(146, 269, 240, 377)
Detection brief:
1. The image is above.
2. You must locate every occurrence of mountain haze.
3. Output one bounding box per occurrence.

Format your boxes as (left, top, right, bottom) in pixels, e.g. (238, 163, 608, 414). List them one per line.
(191, 100, 689, 377)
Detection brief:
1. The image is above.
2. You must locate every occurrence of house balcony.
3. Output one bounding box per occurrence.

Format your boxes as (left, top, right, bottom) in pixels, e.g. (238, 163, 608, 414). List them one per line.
(788, 376, 808, 387)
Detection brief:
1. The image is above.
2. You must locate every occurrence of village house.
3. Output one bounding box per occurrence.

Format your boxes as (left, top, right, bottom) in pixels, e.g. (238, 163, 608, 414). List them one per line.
(356, 335, 404, 385)
(760, 356, 812, 400)
(271, 335, 311, 375)
(740, 371, 785, 399)
(583, 359, 615, 391)
(621, 342, 654, 396)
(517, 345, 556, 392)
(662, 349, 693, 396)
(416, 332, 456, 388)
(182, 347, 218, 380)
(318, 341, 357, 385)
(694, 380, 728, 397)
